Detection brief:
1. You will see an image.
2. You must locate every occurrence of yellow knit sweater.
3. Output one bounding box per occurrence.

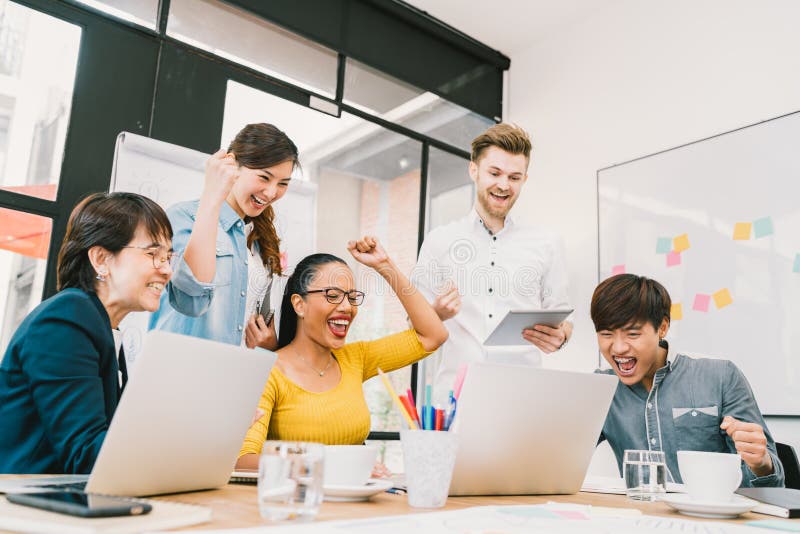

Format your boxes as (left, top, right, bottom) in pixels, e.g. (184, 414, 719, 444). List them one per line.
(239, 329, 431, 456)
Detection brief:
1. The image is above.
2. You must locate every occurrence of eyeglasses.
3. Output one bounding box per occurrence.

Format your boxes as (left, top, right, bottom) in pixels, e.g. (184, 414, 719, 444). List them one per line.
(304, 287, 365, 306)
(123, 245, 177, 270)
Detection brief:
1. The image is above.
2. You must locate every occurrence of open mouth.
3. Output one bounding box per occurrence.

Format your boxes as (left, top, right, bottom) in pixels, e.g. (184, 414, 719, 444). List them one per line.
(327, 317, 350, 338)
(613, 356, 637, 377)
(250, 194, 268, 209)
(489, 191, 510, 203)
(146, 282, 164, 296)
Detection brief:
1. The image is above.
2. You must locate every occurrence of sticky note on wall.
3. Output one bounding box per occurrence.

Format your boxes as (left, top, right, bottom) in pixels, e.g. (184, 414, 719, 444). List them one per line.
(712, 288, 733, 309)
(611, 264, 626, 276)
(733, 222, 752, 240)
(656, 237, 672, 254)
(794, 254, 800, 274)
(753, 216, 774, 238)
(692, 294, 711, 312)
(673, 234, 690, 253)
(666, 251, 681, 267)
(670, 303, 683, 320)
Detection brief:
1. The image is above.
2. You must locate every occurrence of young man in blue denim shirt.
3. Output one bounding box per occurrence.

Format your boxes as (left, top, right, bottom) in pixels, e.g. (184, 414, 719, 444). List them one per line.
(592, 274, 784, 487)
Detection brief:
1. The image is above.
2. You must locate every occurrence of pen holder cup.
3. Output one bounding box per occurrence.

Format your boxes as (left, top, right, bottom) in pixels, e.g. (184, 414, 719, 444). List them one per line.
(400, 430, 459, 508)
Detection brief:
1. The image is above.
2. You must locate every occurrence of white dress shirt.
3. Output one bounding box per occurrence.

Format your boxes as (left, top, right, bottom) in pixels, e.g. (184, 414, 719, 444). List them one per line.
(412, 209, 571, 400)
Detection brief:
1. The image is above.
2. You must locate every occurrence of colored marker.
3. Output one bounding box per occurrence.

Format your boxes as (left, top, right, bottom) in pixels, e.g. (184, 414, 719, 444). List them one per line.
(377, 368, 418, 430)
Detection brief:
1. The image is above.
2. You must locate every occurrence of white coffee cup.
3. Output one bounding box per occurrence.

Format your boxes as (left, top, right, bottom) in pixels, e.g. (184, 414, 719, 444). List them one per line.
(323, 445, 377, 487)
(677, 451, 742, 502)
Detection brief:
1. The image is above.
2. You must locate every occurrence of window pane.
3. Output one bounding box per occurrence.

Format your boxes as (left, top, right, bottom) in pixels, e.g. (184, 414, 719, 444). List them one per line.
(366, 439, 403, 474)
(0, 208, 51, 355)
(223, 82, 423, 432)
(169, 0, 338, 97)
(416, 147, 473, 397)
(73, 0, 158, 29)
(344, 59, 494, 151)
(0, 2, 80, 201)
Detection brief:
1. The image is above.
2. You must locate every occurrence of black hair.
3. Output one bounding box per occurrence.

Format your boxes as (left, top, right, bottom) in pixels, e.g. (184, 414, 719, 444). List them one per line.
(57, 192, 172, 292)
(277, 253, 349, 348)
(590, 274, 671, 332)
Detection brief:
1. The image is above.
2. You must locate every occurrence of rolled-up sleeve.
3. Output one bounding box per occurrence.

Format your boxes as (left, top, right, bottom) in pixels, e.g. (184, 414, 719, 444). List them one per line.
(165, 204, 216, 317)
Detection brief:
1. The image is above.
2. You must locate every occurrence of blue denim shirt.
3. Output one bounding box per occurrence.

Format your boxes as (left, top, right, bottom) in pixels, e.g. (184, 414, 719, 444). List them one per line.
(597, 352, 784, 488)
(149, 200, 259, 346)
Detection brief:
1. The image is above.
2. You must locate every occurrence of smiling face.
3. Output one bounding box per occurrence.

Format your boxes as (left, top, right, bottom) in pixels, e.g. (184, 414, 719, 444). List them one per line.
(469, 146, 528, 221)
(227, 159, 294, 219)
(292, 262, 359, 350)
(597, 318, 669, 387)
(101, 224, 173, 315)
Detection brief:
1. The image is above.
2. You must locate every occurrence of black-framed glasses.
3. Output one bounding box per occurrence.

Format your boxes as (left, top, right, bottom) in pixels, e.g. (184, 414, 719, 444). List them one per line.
(122, 245, 177, 270)
(304, 287, 365, 306)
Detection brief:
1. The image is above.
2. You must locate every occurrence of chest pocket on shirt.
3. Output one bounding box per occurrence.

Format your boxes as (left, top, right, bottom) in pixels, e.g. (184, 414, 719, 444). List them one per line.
(672, 405, 726, 453)
(213, 241, 235, 287)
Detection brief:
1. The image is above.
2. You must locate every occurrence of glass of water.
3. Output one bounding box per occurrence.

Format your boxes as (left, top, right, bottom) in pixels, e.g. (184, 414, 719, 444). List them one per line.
(258, 441, 324, 522)
(623, 449, 667, 501)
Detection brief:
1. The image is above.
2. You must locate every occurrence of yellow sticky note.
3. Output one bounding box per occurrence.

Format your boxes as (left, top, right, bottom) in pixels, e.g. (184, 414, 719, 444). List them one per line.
(712, 288, 733, 309)
(670, 303, 683, 321)
(673, 234, 690, 253)
(733, 222, 752, 240)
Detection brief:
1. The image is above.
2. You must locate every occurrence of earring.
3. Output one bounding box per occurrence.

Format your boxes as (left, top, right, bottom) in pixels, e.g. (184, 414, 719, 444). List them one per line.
(298, 313, 304, 318)
(96, 270, 107, 282)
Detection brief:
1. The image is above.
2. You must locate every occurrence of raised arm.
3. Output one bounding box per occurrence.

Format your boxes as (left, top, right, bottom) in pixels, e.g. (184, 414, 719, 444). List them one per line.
(182, 150, 240, 283)
(347, 236, 448, 352)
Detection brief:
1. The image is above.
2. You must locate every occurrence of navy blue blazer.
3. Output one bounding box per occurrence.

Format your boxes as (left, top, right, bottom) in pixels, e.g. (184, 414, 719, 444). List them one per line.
(0, 288, 120, 474)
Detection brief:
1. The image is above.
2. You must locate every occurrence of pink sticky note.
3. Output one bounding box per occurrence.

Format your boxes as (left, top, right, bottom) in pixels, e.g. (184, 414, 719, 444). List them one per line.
(692, 294, 711, 312)
(666, 251, 681, 267)
(611, 264, 625, 276)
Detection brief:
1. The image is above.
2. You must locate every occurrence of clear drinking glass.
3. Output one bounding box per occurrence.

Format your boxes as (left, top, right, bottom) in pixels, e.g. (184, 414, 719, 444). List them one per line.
(623, 449, 667, 501)
(258, 441, 324, 522)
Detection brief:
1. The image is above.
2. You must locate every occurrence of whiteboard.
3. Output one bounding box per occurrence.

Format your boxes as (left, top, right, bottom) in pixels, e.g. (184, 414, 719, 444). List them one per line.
(598, 111, 800, 416)
(109, 132, 317, 365)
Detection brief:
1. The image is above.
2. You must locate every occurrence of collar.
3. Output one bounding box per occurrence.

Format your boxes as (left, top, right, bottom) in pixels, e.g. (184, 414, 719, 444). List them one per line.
(219, 201, 244, 232)
(469, 208, 515, 235)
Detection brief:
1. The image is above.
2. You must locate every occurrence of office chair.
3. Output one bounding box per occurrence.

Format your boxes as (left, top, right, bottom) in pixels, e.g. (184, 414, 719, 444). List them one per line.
(776, 442, 800, 489)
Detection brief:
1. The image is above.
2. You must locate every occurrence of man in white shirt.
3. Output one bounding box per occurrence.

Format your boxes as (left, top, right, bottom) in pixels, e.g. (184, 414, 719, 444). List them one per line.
(413, 123, 572, 397)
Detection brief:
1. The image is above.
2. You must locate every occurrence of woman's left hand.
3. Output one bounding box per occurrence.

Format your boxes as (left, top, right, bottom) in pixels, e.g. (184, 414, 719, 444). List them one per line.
(347, 235, 390, 269)
(245, 314, 278, 351)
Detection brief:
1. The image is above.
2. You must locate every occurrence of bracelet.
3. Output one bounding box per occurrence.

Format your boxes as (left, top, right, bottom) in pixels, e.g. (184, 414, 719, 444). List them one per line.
(558, 335, 568, 350)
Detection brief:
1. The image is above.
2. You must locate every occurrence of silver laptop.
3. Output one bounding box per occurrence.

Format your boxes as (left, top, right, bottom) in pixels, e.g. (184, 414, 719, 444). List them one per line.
(0, 330, 275, 496)
(448, 363, 617, 496)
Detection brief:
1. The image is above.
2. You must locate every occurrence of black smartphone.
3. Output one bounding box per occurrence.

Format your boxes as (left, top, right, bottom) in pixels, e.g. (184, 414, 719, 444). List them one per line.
(7, 491, 152, 518)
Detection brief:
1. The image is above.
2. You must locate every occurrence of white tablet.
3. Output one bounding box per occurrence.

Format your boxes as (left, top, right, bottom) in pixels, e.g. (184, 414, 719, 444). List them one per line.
(483, 309, 573, 346)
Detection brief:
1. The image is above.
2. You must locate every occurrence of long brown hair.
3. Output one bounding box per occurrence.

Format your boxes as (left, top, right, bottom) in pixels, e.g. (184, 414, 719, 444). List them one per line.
(228, 123, 299, 276)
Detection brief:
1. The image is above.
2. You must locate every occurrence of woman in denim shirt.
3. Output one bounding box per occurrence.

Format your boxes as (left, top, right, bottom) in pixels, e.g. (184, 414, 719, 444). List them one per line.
(149, 123, 299, 348)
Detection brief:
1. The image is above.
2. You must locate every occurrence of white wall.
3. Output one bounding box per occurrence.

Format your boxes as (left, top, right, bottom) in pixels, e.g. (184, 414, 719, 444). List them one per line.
(507, 0, 800, 454)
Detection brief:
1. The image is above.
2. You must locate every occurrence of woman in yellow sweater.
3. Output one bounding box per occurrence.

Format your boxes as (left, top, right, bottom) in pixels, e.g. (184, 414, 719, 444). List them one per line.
(236, 236, 448, 468)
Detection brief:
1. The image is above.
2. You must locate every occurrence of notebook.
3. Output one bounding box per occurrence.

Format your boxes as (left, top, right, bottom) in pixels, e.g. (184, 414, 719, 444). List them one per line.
(737, 487, 800, 518)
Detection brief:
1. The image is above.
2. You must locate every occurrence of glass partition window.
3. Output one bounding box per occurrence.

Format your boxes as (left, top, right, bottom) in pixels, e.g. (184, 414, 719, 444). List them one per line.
(73, 0, 158, 29)
(0, 2, 81, 201)
(169, 0, 338, 97)
(0, 207, 51, 356)
(344, 59, 494, 152)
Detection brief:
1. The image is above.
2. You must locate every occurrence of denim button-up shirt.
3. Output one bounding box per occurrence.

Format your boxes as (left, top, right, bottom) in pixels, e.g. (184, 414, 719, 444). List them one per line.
(597, 352, 784, 487)
(149, 200, 259, 346)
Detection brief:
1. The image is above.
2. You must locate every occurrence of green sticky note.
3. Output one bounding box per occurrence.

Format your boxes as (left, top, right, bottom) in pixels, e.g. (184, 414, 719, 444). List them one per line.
(753, 216, 774, 238)
(656, 237, 672, 254)
(794, 253, 800, 274)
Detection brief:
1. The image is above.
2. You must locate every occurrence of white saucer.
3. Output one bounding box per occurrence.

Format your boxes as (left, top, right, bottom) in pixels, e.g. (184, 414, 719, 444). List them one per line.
(323, 479, 393, 502)
(660, 493, 758, 519)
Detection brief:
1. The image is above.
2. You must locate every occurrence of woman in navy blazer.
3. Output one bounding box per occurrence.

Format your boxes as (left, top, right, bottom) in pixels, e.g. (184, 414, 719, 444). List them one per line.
(0, 192, 173, 474)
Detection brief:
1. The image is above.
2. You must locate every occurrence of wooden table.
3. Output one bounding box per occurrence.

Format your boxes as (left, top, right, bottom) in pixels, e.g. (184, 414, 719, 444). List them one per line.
(156, 484, 780, 530)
